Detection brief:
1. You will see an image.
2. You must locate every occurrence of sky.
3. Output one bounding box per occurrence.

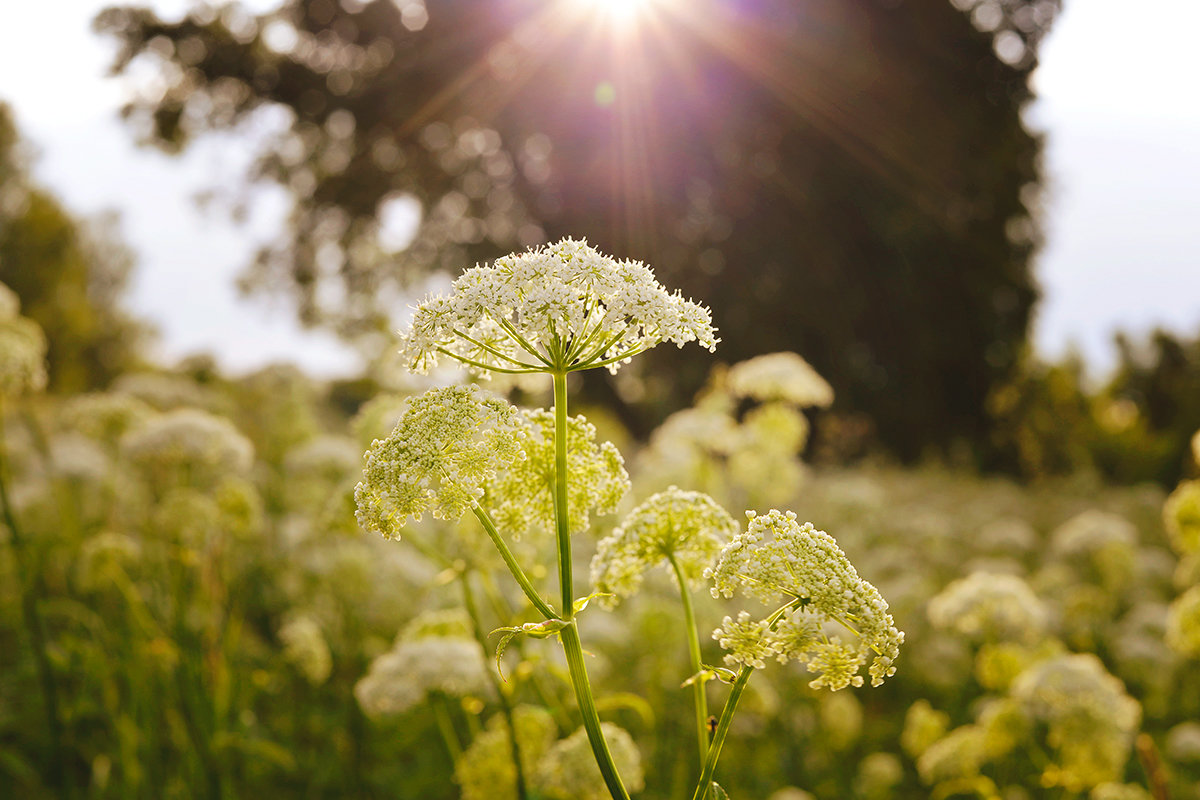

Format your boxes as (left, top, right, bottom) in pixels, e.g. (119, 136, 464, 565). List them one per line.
(0, 0, 1197, 378)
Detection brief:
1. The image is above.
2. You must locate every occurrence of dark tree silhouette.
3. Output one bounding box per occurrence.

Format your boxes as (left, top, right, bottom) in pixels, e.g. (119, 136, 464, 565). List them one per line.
(95, 0, 1058, 455)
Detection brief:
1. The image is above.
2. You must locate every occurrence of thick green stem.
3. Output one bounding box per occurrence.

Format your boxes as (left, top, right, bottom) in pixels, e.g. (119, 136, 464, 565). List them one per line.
(691, 665, 754, 800)
(560, 622, 631, 800)
(460, 572, 530, 800)
(551, 370, 630, 800)
(472, 506, 558, 621)
(667, 552, 709, 768)
(552, 372, 573, 614)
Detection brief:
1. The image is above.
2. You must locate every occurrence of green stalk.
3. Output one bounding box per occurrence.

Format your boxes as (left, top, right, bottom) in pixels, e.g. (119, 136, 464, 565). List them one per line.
(472, 506, 558, 621)
(552, 372, 573, 615)
(667, 552, 709, 768)
(432, 693, 464, 762)
(461, 572, 530, 800)
(551, 371, 630, 800)
(0, 405, 68, 799)
(691, 665, 754, 800)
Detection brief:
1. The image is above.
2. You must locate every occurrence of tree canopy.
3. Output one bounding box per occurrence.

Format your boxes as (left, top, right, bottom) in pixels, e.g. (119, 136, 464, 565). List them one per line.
(95, 0, 1059, 455)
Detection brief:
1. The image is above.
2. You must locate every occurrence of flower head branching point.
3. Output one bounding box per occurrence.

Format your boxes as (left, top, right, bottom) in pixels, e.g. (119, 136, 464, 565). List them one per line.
(707, 509, 904, 690)
(398, 238, 718, 376)
(355, 385, 528, 538)
(591, 487, 738, 607)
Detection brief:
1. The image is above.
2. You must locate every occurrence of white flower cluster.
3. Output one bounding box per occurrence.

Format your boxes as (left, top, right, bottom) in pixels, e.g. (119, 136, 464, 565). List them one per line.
(354, 634, 491, 717)
(120, 408, 255, 485)
(355, 385, 527, 538)
(62, 391, 156, 446)
(279, 615, 333, 686)
(0, 281, 47, 398)
(708, 510, 903, 689)
(725, 351, 834, 408)
(534, 722, 645, 800)
(284, 435, 362, 481)
(1050, 510, 1138, 558)
(927, 571, 1047, 644)
(397, 238, 717, 376)
(1011, 653, 1142, 792)
(590, 487, 737, 606)
(487, 409, 628, 538)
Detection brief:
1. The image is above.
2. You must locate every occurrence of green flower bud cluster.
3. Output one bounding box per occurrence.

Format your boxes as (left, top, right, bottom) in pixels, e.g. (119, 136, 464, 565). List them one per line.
(398, 237, 717, 376)
(1167, 584, 1200, 657)
(0, 282, 47, 398)
(355, 385, 527, 537)
(928, 571, 1047, 644)
(455, 706, 558, 800)
(590, 487, 737, 607)
(708, 509, 903, 689)
(1164, 479, 1200, 556)
(1011, 653, 1142, 793)
(487, 409, 628, 538)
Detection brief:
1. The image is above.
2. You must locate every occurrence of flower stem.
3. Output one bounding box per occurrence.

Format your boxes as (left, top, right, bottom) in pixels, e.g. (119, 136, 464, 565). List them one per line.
(472, 506, 558, 621)
(552, 371, 574, 615)
(460, 571, 530, 800)
(691, 665, 754, 800)
(431, 693, 463, 762)
(667, 552, 709, 768)
(551, 370, 630, 800)
(561, 621, 631, 800)
(0, 404, 68, 798)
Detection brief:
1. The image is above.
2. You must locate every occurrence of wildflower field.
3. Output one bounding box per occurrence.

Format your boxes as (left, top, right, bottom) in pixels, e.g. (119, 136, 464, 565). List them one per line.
(3, 240, 1200, 800)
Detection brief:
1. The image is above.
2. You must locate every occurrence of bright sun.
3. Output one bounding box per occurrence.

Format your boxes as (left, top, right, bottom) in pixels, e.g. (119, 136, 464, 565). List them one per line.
(571, 0, 657, 25)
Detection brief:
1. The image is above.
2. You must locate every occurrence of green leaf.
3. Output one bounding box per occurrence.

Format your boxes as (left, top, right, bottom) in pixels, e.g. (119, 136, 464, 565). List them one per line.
(709, 782, 730, 800)
(489, 619, 568, 681)
(572, 590, 614, 614)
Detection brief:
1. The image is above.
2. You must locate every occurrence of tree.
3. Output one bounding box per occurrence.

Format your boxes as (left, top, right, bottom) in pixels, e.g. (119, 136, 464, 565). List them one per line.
(0, 103, 149, 392)
(95, 0, 1058, 455)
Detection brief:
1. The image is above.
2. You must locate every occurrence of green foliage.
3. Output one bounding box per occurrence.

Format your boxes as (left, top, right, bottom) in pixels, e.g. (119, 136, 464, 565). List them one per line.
(0, 104, 148, 392)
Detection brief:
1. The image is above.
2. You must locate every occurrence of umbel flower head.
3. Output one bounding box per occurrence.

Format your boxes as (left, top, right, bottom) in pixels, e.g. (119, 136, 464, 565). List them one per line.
(398, 238, 717, 376)
(120, 408, 254, 486)
(725, 351, 834, 408)
(487, 408, 628, 538)
(708, 510, 904, 690)
(1010, 653, 1141, 792)
(927, 571, 1048, 644)
(590, 487, 738, 607)
(355, 385, 528, 538)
